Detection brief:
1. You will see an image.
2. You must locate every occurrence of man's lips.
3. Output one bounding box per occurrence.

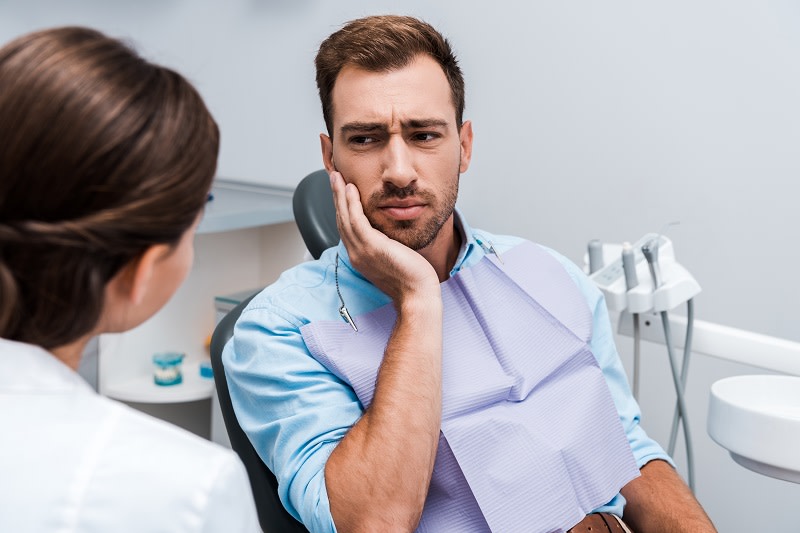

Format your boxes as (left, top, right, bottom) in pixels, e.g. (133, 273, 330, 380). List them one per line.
(378, 201, 426, 220)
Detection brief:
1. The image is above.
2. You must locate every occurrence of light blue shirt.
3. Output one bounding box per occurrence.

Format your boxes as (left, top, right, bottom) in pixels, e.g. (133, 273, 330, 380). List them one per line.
(223, 210, 671, 532)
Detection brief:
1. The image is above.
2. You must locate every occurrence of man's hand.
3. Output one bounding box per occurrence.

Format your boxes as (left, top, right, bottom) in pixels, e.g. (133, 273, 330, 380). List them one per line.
(330, 170, 439, 304)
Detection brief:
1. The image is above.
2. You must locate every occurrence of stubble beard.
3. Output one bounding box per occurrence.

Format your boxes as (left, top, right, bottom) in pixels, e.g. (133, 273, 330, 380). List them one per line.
(366, 175, 459, 251)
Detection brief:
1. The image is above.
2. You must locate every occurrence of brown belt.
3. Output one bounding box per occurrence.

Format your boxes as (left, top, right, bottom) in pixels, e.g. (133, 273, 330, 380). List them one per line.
(567, 512, 630, 533)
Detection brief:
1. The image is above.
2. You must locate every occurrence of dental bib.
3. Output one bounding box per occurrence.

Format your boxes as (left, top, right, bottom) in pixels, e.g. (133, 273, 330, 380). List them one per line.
(301, 241, 639, 532)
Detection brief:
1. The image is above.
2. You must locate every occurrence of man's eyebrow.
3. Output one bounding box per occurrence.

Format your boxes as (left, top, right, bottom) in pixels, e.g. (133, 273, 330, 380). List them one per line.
(339, 122, 387, 135)
(405, 119, 449, 129)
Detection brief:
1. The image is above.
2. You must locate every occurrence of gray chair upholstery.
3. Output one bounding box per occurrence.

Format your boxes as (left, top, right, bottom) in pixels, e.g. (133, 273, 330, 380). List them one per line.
(292, 169, 339, 259)
(210, 295, 308, 533)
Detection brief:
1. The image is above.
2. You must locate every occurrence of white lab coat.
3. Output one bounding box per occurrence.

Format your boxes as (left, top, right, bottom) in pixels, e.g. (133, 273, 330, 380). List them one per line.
(0, 338, 260, 533)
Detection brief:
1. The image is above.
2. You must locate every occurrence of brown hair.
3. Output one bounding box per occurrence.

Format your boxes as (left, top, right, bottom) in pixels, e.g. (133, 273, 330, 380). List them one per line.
(315, 15, 465, 136)
(0, 26, 219, 349)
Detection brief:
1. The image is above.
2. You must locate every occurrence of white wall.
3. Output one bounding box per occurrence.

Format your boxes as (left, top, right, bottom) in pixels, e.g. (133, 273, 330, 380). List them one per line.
(4, 2, 800, 531)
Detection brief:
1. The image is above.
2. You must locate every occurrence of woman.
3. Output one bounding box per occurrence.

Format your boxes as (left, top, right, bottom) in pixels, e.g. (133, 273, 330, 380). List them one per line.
(0, 27, 259, 531)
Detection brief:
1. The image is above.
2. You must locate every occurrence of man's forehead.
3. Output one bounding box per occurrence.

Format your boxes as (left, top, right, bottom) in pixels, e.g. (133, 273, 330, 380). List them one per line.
(330, 55, 456, 129)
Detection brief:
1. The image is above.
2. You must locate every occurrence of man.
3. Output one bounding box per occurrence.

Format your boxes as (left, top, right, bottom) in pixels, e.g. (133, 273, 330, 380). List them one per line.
(224, 15, 716, 533)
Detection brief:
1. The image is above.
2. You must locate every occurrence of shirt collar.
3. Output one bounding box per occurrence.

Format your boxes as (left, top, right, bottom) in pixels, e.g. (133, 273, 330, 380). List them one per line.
(0, 337, 94, 393)
(450, 208, 481, 277)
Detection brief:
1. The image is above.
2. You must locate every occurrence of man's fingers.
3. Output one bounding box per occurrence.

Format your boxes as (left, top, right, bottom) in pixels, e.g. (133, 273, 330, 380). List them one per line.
(330, 171, 354, 242)
(331, 171, 380, 249)
(343, 182, 374, 243)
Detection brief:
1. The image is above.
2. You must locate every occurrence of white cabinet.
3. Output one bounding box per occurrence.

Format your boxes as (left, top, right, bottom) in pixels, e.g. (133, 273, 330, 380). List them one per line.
(97, 179, 308, 440)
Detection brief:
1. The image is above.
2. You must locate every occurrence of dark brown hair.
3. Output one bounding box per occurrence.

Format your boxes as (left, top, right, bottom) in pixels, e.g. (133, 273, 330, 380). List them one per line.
(0, 26, 219, 349)
(315, 15, 465, 136)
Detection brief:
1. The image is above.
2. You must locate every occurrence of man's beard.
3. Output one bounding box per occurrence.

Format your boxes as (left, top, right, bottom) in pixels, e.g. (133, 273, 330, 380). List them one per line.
(365, 176, 459, 251)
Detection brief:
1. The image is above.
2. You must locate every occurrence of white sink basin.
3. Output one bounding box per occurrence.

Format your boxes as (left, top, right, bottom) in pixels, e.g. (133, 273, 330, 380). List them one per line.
(708, 375, 800, 484)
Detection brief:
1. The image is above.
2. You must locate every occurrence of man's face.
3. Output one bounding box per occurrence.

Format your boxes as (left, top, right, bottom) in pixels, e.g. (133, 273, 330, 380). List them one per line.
(321, 54, 473, 251)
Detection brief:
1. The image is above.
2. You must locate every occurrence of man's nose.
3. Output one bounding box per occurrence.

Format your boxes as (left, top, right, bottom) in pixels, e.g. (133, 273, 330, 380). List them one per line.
(381, 135, 415, 188)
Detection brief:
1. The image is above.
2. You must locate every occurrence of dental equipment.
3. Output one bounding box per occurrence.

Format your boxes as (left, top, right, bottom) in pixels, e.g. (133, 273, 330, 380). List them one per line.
(621, 243, 640, 401)
(585, 230, 701, 492)
(588, 239, 604, 274)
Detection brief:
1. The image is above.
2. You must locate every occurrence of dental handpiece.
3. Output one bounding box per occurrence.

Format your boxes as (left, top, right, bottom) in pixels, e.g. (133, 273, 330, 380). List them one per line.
(621, 242, 638, 291)
(588, 239, 604, 274)
(641, 239, 662, 290)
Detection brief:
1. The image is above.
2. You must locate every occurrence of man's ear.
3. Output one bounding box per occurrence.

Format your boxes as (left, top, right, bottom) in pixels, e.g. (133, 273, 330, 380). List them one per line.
(459, 120, 474, 174)
(320, 133, 336, 172)
(114, 244, 170, 305)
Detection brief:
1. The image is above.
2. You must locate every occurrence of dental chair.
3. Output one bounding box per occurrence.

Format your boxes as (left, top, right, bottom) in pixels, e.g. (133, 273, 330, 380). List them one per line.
(209, 169, 338, 532)
(292, 169, 339, 259)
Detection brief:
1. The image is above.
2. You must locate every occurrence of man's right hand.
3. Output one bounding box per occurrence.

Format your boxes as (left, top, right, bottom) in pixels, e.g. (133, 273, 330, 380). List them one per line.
(329, 170, 440, 306)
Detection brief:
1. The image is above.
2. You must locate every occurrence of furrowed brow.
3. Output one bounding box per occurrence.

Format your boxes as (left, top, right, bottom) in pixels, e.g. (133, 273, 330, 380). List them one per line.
(404, 119, 449, 129)
(339, 122, 387, 135)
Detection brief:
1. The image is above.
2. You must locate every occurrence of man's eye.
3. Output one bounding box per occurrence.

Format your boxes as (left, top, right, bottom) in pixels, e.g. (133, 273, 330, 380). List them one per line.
(350, 136, 376, 145)
(413, 132, 439, 142)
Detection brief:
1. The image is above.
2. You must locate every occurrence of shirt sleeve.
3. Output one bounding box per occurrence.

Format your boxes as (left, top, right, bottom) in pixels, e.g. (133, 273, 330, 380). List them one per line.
(223, 298, 354, 533)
